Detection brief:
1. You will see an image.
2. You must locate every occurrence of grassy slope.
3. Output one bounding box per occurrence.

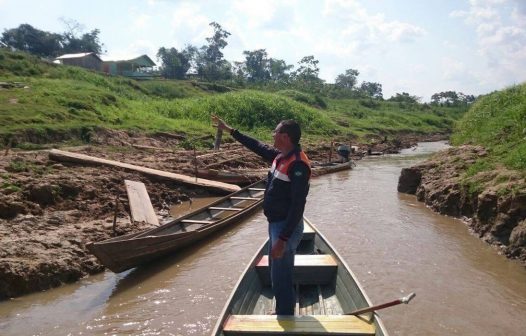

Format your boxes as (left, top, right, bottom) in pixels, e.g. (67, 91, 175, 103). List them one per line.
(0, 49, 465, 146)
(451, 83, 526, 171)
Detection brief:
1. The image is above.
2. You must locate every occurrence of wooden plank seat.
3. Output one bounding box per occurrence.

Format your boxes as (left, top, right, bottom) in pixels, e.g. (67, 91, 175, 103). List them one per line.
(302, 222, 315, 241)
(248, 188, 265, 191)
(180, 219, 217, 224)
(223, 315, 375, 335)
(230, 196, 262, 201)
(256, 255, 337, 285)
(208, 207, 244, 211)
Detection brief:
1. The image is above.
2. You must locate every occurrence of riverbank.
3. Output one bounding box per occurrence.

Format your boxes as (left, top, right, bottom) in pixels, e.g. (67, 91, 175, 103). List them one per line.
(398, 145, 526, 265)
(0, 128, 432, 300)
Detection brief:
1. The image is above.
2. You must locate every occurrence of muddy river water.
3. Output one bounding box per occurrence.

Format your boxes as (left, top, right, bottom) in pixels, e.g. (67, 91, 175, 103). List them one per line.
(1, 142, 526, 335)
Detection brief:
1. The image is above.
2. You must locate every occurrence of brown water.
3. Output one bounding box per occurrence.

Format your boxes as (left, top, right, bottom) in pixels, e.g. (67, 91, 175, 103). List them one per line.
(1, 141, 526, 335)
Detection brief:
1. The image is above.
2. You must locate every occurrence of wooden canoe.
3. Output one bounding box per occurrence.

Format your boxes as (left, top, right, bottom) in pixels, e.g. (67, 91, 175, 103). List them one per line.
(211, 217, 388, 336)
(194, 161, 355, 185)
(86, 180, 266, 273)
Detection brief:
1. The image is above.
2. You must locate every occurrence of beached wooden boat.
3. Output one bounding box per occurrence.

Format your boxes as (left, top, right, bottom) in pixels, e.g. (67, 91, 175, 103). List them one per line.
(86, 180, 266, 273)
(194, 161, 354, 185)
(211, 217, 388, 336)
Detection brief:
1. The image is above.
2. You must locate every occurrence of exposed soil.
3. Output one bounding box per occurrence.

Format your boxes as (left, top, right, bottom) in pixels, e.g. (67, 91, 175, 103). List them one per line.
(398, 145, 526, 265)
(0, 128, 434, 300)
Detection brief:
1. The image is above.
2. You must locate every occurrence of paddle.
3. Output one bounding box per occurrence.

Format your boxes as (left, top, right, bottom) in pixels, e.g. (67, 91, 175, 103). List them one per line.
(346, 292, 416, 316)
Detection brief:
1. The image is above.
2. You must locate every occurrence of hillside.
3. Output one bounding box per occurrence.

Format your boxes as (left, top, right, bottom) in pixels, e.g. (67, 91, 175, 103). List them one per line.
(0, 49, 466, 149)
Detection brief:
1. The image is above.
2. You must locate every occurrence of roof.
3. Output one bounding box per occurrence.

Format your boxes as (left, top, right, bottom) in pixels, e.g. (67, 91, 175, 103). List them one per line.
(104, 54, 156, 67)
(56, 52, 102, 61)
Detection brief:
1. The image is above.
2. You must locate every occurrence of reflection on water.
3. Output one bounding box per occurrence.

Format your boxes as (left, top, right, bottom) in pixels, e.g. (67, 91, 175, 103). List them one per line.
(1, 141, 525, 336)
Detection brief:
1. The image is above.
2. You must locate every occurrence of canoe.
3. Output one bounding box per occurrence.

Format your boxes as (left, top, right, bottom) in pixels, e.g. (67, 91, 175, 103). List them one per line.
(86, 180, 266, 273)
(211, 217, 388, 336)
(194, 161, 354, 185)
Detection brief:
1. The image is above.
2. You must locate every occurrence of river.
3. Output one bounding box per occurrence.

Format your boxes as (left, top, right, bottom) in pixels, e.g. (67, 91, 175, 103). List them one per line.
(1, 141, 525, 335)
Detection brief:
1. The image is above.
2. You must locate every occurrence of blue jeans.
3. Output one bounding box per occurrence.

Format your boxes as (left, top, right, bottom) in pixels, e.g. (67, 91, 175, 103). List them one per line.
(268, 219, 304, 315)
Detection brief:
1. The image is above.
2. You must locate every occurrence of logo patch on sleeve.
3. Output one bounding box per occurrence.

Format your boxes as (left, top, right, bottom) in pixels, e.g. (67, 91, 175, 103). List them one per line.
(294, 171, 303, 177)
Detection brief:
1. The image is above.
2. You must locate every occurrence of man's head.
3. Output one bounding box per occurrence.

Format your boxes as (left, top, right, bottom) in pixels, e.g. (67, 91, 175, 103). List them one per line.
(273, 120, 301, 151)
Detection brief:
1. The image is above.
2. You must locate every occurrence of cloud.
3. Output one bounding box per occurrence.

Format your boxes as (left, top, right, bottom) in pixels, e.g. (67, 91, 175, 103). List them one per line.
(168, 2, 211, 46)
(322, 0, 426, 56)
(450, 0, 526, 88)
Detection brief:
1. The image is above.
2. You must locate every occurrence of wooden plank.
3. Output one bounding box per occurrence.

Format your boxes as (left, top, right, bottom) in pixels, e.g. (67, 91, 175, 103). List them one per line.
(125, 180, 159, 226)
(231, 196, 262, 201)
(248, 188, 265, 191)
(256, 255, 338, 285)
(223, 315, 375, 335)
(180, 219, 217, 224)
(49, 149, 241, 193)
(208, 207, 243, 211)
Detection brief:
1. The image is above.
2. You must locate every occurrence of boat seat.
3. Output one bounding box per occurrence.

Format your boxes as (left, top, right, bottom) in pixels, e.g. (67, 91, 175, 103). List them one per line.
(256, 255, 337, 285)
(223, 314, 375, 335)
(302, 222, 315, 241)
(208, 206, 244, 211)
(180, 219, 217, 224)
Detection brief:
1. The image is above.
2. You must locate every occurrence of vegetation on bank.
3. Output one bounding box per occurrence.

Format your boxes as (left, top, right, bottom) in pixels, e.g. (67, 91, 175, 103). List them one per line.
(448, 83, 526, 195)
(1, 49, 467, 148)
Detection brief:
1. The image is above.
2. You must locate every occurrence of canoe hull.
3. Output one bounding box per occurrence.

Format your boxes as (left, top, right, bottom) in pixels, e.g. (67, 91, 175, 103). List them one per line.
(211, 218, 388, 336)
(87, 180, 266, 273)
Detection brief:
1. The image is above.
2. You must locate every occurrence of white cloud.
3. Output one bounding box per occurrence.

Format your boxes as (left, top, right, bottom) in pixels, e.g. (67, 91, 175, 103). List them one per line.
(449, 0, 526, 89)
(322, 0, 425, 57)
(105, 39, 158, 63)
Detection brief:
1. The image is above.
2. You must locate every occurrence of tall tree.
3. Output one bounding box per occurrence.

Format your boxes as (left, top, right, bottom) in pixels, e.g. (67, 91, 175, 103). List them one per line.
(268, 58, 293, 82)
(292, 55, 324, 92)
(1, 24, 63, 57)
(243, 49, 270, 82)
(196, 22, 232, 81)
(335, 69, 360, 89)
(59, 18, 105, 55)
(157, 46, 196, 79)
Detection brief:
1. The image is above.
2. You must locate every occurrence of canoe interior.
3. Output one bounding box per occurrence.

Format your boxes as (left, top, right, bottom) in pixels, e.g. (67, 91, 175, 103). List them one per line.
(213, 219, 387, 336)
(87, 180, 266, 273)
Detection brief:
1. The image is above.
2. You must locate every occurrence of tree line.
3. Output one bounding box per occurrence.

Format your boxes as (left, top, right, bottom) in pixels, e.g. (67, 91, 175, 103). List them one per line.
(1, 21, 475, 104)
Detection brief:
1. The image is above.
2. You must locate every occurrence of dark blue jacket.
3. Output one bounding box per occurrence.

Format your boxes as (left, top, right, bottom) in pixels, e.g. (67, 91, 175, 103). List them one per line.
(231, 129, 310, 241)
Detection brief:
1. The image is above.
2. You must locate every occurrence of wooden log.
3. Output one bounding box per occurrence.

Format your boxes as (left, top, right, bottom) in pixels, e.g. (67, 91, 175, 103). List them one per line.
(49, 149, 241, 193)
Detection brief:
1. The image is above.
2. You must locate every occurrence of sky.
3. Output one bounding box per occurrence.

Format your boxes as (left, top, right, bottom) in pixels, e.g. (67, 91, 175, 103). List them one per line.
(1, 0, 525, 101)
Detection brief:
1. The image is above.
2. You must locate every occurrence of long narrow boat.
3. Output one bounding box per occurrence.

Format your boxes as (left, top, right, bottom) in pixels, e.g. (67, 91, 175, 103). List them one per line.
(212, 217, 388, 336)
(195, 161, 354, 185)
(86, 180, 266, 273)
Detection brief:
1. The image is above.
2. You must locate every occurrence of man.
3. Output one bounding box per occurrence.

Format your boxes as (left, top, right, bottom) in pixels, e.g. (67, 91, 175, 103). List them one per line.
(212, 115, 311, 315)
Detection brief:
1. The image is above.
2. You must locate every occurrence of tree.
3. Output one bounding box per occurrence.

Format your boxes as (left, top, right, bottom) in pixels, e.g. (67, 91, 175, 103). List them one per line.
(157, 46, 195, 79)
(58, 18, 105, 55)
(243, 49, 270, 82)
(389, 92, 420, 103)
(196, 22, 232, 81)
(292, 55, 324, 92)
(335, 69, 360, 89)
(431, 91, 476, 105)
(61, 28, 105, 55)
(359, 81, 383, 99)
(268, 58, 293, 82)
(1, 24, 63, 57)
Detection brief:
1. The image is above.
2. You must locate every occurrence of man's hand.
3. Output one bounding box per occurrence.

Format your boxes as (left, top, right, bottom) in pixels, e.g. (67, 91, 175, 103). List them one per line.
(211, 114, 233, 133)
(271, 239, 286, 259)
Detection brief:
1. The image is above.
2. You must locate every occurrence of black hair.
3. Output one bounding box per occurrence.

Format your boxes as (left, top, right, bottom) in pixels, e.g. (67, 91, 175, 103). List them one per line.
(278, 120, 301, 145)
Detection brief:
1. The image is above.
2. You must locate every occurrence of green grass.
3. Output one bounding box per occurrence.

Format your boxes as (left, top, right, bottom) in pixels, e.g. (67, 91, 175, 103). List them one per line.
(451, 83, 526, 171)
(0, 49, 467, 147)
